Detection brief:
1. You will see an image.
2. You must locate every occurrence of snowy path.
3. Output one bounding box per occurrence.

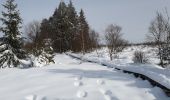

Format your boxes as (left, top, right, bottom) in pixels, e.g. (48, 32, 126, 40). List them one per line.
(0, 54, 169, 100)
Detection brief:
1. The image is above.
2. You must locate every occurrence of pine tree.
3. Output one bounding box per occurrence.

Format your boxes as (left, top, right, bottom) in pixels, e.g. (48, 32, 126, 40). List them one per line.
(36, 39, 54, 65)
(67, 0, 79, 51)
(53, 1, 70, 52)
(51, 4, 62, 53)
(78, 9, 90, 54)
(39, 0, 91, 53)
(0, 0, 26, 68)
(43, 39, 54, 64)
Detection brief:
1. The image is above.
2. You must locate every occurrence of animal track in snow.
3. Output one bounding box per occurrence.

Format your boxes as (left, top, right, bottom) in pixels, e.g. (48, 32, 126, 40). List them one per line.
(76, 91, 87, 98)
(74, 76, 82, 81)
(25, 95, 37, 100)
(25, 95, 47, 100)
(104, 90, 112, 96)
(97, 79, 105, 85)
(74, 81, 83, 87)
(104, 95, 112, 100)
(99, 89, 115, 100)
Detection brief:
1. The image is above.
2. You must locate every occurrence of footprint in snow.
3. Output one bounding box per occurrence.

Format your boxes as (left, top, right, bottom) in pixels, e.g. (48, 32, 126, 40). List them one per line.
(104, 95, 112, 100)
(76, 91, 87, 98)
(97, 79, 105, 85)
(25, 95, 47, 100)
(41, 97, 47, 100)
(74, 76, 82, 81)
(99, 89, 111, 95)
(25, 95, 37, 100)
(74, 81, 83, 87)
(104, 90, 112, 95)
(99, 89, 119, 100)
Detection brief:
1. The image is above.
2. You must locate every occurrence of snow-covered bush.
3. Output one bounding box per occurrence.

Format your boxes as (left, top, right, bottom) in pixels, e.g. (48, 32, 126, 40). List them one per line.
(33, 39, 55, 67)
(133, 51, 148, 64)
(158, 45, 170, 67)
(35, 49, 54, 66)
(0, 38, 28, 68)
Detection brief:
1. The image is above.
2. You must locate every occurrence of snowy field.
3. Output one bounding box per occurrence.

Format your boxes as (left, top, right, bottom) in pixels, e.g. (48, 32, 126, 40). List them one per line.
(69, 46, 170, 90)
(0, 54, 169, 100)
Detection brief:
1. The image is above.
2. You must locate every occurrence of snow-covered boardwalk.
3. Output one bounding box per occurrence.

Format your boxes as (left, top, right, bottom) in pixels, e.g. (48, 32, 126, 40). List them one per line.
(0, 54, 169, 100)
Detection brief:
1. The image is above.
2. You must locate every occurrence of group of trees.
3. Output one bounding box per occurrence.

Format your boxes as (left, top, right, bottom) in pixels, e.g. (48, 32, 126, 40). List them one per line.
(0, 0, 128, 68)
(103, 11, 170, 66)
(6, 0, 170, 68)
(0, 0, 100, 68)
(24, 1, 99, 55)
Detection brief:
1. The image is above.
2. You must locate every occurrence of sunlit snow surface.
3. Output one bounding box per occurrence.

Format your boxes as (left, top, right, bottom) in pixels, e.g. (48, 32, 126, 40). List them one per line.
(0, 54, 169, 100)
(70, 46, 170, 89)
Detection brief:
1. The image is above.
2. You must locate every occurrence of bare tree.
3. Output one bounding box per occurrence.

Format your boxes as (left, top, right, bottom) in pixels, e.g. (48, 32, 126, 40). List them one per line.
(24, 21, 42, 55)
(147, 12, 169, 66)
(105, 24, 126, 60)
(148, 12, 165, 43)
(164, 9, 170, 43)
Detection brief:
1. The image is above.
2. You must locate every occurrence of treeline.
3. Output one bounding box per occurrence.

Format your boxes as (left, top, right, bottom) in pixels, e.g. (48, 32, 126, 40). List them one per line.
(24, 1, 99, 54)
(4, 0, 169, 68)
(0, 0, 100, 68)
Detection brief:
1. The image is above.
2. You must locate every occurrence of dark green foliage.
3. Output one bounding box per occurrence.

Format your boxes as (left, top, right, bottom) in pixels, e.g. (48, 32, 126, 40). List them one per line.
(36, 39, 55, 65)
(0, 0, 26, 68)
(78, 9, 91, 54)
(54, 1, 70, 52)
(67, 1, 79, 51)
(39, 0, 93, 53)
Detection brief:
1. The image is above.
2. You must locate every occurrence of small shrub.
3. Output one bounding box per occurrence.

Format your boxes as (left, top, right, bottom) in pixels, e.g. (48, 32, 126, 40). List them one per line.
(133, 51, 148, 64)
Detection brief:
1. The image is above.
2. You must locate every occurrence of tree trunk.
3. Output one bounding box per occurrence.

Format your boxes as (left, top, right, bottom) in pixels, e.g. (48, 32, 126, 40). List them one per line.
(81, 31, 85, 55)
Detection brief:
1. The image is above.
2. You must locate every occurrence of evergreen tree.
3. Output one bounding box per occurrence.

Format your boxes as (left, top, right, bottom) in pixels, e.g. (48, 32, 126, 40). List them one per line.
(0, 0, 26, 68)
(53, 1, 70, 52)
(67, 0, 79, 51)
(78, 9, 90, 54)
(51, 7, 61, 52)
(40, 0, 91, 53)
(36, 39, 54, 65)
(40, 19, 51, 40)
(43, 39, 55, 64)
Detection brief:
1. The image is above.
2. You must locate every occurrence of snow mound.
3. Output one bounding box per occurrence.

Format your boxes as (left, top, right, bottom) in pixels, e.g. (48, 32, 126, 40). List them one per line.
(74, 81, 83, 87)
(76, 91, 87, 98)
(97, 79, 105, 85)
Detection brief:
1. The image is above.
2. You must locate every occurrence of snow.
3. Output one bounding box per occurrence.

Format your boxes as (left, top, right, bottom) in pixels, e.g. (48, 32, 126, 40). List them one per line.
(68, 45, 170, 90)
(76, 90, 88, 98)
(0, 54, 169, 100)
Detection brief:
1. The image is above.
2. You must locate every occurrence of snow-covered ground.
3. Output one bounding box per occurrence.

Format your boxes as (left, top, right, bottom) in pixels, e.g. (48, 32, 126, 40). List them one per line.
(68, 46, 170, 94)
(0, 54, 169, 100)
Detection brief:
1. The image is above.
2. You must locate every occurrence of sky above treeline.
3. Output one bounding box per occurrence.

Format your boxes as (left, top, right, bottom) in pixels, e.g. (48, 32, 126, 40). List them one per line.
(0, 0, 170, 43)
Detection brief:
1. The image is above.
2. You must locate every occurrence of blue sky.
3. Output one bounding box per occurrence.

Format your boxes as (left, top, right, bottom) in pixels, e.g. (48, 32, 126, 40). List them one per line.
(0, 0, 170, 43)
